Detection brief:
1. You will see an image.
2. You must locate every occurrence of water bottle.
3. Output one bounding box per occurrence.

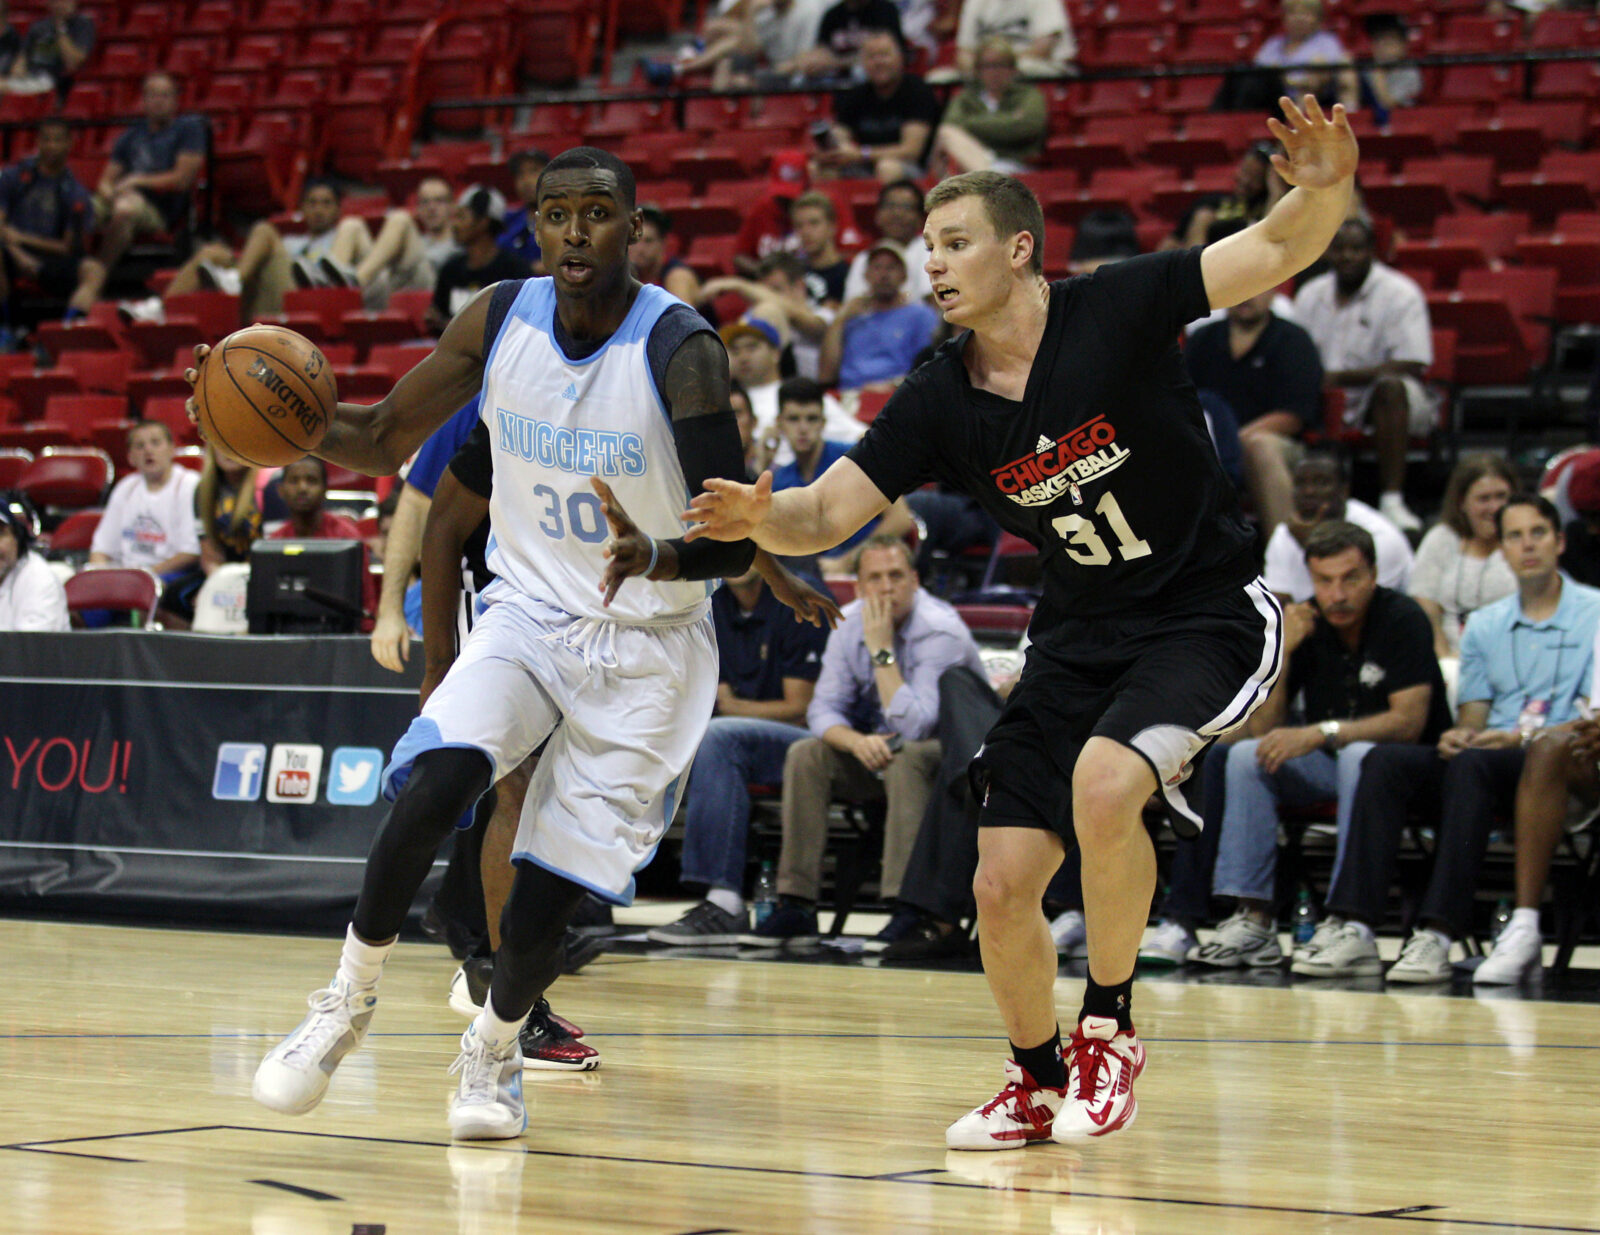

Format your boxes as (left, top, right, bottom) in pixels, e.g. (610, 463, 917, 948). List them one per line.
(752, 860, 778, 927)
(1491, 897, 1512, 941)
(1292, 888, 1317, 947)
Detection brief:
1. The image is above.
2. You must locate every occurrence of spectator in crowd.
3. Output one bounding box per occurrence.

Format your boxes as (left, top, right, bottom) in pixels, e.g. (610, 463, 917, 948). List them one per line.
(843, 178, 933, 302)
(731, 379, 761, 474)
(644, 0, 828, 90)
(1294, 220, 1435, 533)
(1359, 14, 1421, 124)
(1265, 451, 1413, 604)
(497, 149, 549, 272)
(1559, 457, 1600, 589)
(1188, 523, 1449, 968)
(1184, 283, 1324, 533)
(796, 0, 905, 79)
(818, 240, 940, 391)
(0, 116, 99, 337)
(0, 491, 67, 632)
(269, 457, 378, 618)
(769, 376, 916, 574)
(935, 38, 1049, 175)
(743, 534, 985, 945)
(83, 73, 206, 301)
(1410, 452, 1517, 661)
(1253, 0, 1358, 112)
(4, 0, 92, 98)
(734, 150, 809, 278)
(646, 560, 831, 944)
(1170, 144, 1287, 250)
(89, 421, 200, 579)
(630, 203, 700, 305)
(411, 175, 462, 275)
(951, 0, 1077, 80)
(790, 190, 851, 307)
(142, 177, 367, 320)
(1299, 495, 1600, 982)
(426, 186, 529, 332)
(720, 317, 862, 455)
(702, 253, 831, 378)
(813, 32, 941, 182)
(304, 180, 460, 307)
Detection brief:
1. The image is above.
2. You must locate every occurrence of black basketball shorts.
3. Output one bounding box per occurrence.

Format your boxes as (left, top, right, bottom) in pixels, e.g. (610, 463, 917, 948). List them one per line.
(973, 578, 1282, 840)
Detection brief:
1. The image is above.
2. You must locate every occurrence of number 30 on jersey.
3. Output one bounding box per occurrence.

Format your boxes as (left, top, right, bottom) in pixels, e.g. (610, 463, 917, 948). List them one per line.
(533, 484, 608, 544)
(1050, 492, 1151, 566)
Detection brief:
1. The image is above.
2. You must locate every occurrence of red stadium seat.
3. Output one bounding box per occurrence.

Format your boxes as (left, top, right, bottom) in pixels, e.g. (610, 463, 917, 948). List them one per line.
(32, 321, 122, 357)
(52, 351, 129, 398)
(142, 397, 200, 447)
(43, 507, 102, 553)
(65, 567, 162, 625)
(1433, 212, 1530, 262)
(342, 312, 424, 362)
(0, 448, 33, 487)
(42, 395, 127, 444)
(16, 447, 114, 510)
(366, 344, 431, 383)
(954, 603, 1034, 642)
(1511, 235, 1600, 323)
(1388, 238, 1488, 290)
(9, 371, 82, 421)
(284, 287, 364, 342)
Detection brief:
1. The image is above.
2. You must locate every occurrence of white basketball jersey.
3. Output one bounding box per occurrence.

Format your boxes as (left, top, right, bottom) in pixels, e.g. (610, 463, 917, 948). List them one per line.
(480, 279, 711, 625)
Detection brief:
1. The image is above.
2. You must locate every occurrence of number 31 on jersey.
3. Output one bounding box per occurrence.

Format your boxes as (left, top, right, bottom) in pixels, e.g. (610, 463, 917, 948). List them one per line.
(1051, 492, 1151, 566)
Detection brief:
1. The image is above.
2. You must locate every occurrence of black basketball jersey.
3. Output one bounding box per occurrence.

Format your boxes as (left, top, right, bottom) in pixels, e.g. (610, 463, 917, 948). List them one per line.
(848, 248, 1260, 632)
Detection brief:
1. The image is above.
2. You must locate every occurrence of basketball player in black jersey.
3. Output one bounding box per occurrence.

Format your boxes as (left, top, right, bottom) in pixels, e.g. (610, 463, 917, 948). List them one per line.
(685, 97, 1358, 1147)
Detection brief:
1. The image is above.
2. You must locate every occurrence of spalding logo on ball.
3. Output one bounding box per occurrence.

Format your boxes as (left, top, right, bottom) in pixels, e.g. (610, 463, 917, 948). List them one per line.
(196, 325, 337, 468)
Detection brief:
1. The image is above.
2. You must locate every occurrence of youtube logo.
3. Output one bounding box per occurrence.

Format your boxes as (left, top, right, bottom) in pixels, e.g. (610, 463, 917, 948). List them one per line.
(266, 744, 324, 804)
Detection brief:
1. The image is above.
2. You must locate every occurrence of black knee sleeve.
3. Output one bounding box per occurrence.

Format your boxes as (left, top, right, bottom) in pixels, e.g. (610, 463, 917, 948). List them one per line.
(488, 863, 591, 1021)
(353, 747, 493, 942)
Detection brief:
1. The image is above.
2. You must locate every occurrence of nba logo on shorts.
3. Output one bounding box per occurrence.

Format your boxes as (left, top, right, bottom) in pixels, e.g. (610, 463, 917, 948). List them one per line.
(212, 743, 267, 801)
(326, 747, 383, 806)
(266, 744, 323, 804)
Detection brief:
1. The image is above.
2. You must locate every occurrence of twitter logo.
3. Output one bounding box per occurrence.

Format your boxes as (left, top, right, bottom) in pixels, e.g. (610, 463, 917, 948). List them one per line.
(327, 747, 384, 806)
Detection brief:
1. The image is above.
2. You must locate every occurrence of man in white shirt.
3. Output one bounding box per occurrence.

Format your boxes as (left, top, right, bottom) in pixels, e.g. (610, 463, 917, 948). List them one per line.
(842, 179, 935, 304)
(1264, 449, 1413, 602)
(720, 317, 862, 467)
(1293, 218, 1435, 533)
(0, 492, 68, 632)
(953, 0, 1077, 79)
(89, 419, 200, 575)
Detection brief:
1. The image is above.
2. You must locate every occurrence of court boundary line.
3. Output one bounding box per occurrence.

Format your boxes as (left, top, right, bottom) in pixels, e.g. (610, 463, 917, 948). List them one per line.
(4, 1125, 1597, 1233)
(0, 675, 417, 696)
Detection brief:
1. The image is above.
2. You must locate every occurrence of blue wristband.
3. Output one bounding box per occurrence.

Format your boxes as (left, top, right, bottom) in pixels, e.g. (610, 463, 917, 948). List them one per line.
(645, 537, 660, 579)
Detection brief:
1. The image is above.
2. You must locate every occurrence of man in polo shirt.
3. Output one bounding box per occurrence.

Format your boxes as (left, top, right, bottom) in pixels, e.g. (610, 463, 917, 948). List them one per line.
(819, 240, 940, 393)
(1263, 450, 1412, 603)
(1298, 494, 1600, 981)
(1185, 285, 1325, 533)
(1188, 522, 1448, 968)
(1293, 218, 1436, 533)
(646, 559, 829, 945)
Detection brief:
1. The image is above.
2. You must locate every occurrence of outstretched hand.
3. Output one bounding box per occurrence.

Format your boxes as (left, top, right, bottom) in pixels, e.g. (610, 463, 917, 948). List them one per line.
(682, 471, 773, 543)
(593, 477, 656, 607)
(768, 565, 842, 629)
(1266, 95, 1358, 192)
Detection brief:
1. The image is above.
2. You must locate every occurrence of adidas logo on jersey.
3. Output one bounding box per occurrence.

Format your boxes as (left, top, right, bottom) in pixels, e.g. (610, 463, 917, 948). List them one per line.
(561, 383, 580, 401)
(1036, 435, 1053, 454)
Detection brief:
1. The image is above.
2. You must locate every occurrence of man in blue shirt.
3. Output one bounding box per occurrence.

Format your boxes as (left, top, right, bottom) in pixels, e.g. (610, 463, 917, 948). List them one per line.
(496, 149, 548, 274)
(0, 117, 98, 336)
(818, 241, 938, 391)
(647, 561, 830, 945)
(769, 376, 915, 575)
(743, 533, 985, 945)
(1303, 494, 1600, 982)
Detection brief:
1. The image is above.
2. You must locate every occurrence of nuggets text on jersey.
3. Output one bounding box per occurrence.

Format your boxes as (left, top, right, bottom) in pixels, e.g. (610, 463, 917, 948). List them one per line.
(495, 407, 646, 477)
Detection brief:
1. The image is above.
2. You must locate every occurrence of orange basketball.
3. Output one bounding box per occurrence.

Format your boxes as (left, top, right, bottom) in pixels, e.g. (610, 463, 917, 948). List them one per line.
(195, 325, 337, 468)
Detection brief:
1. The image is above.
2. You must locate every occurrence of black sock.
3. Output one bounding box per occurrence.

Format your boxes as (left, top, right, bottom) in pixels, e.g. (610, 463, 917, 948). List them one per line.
(1010, 1027, 1064, 1089)
(1080, 974, 1134, 1033)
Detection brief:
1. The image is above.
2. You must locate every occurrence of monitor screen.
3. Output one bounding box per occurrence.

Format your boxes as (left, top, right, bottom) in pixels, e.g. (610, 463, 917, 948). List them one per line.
(246, 540, 366, 635)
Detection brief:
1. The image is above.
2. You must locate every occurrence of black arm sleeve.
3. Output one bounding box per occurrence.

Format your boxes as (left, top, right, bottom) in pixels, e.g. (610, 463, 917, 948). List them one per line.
(446, 420, 493, 500)
(665, 409, 757, 580)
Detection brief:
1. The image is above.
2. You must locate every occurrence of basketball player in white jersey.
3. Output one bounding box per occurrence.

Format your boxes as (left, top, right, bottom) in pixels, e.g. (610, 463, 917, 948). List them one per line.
(201, 148, 768, 1139)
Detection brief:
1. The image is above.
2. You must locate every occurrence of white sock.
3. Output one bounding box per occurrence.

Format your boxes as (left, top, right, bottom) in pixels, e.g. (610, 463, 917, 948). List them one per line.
(475, 996, 526, 1054)
(706, 887, 744, 916)
(338, 923, 392, 990)
(1346, 919, 1375, 943)
(1380, 490, 1405, 506)
(1510, 907, 1540, 932)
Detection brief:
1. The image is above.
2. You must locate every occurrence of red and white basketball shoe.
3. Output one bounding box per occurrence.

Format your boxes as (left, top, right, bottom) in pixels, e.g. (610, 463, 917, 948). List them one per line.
(1051, 1015, 1145, 1141)
(946, 1060, 1068, 1150)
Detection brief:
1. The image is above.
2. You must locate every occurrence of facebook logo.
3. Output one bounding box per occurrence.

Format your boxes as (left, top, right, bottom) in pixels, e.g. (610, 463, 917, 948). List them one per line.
(213, 743, 267, 801)
(326, 747, 384, 806)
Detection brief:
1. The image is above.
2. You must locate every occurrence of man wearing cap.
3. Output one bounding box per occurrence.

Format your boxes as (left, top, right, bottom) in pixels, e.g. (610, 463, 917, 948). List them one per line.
(734, 151, 811, 279)
(819, 240, 939, 391)
(426, 185, 531, 333)
(0, 493, 68, 632)
(720, 316, 863, 461)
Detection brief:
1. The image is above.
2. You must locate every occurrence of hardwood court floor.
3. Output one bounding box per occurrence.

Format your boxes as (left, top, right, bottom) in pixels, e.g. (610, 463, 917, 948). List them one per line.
(3, 919, 1598, 1235)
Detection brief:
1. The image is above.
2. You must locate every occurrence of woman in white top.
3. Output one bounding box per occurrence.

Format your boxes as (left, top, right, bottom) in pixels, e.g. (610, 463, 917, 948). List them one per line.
(1409, 452, 1518, 659)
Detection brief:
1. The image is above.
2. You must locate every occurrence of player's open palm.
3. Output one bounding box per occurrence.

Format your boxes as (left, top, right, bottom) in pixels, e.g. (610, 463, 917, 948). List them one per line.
(683, 471, 773, 543)
(592, 477, 654, 606)
(1266, 95, 1357, 191)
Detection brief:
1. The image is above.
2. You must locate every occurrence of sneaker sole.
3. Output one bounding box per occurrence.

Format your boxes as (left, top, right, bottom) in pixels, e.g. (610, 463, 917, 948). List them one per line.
(945, 1128, 1048, 1151)
(736, 934, 821, 947)
(1385, 967, 1452, 984)
(1137, 952, 1186, 967)
(1290, 956, 1383, 977)
(645, 930, 744, 946)
(523, 1053, 600, 1072)
(449, 985, 482, 1019)
(449, 1107, 527, 1140)
(252, 1069, 329, 1116)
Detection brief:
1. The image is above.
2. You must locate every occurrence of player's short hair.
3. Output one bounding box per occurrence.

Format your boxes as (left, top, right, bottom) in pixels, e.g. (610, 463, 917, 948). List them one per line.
(924, 172, 1045, 276)
(302, 176, 342, 202)
(777, 376, 826, 410)
(638, 203, 672, 235)
(1496, 492, 1561, 538)
(538, 146, 637, 210)
(1303, 520, 1376, 571)
(757, 251, 808, 284)
(856, 531, 916, 573)
(127, 418, 172, 445)
(791, 190, 836, 223)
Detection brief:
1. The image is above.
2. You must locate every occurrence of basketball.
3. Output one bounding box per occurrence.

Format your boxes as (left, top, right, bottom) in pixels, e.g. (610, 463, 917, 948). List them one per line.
(195, 325, 337, 468)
